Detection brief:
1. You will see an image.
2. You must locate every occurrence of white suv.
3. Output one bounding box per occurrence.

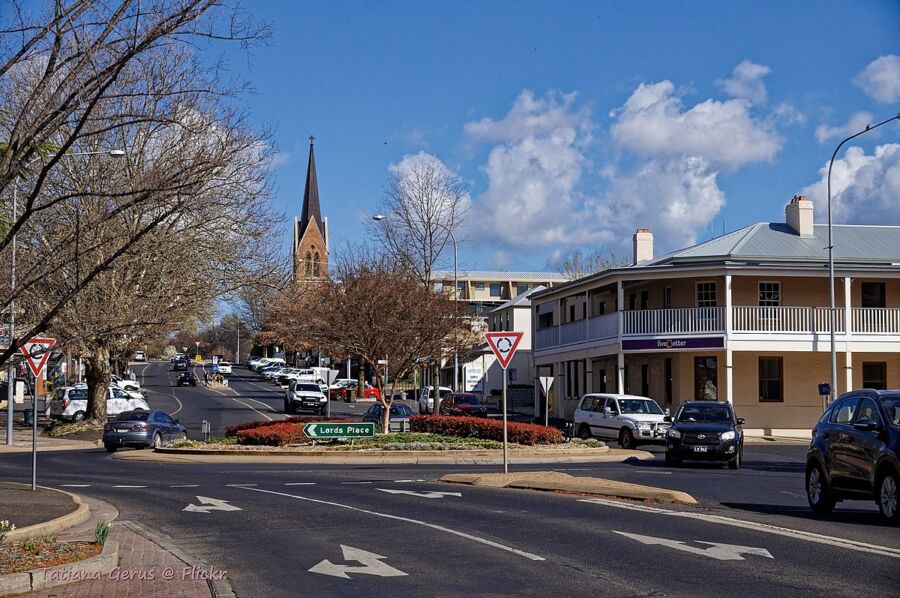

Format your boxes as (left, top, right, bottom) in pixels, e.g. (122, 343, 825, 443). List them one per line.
(418, 386, 453, 414)
(50, 386, 150, 422)
(573, 393, 669, 449)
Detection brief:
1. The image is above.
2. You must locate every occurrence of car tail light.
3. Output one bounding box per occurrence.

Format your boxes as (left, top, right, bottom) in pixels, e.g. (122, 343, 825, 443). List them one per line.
(131, 423, 149, 431)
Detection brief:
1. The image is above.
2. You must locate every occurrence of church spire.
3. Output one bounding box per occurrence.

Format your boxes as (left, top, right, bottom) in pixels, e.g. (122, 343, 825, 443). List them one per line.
(300, 136, 324, 238)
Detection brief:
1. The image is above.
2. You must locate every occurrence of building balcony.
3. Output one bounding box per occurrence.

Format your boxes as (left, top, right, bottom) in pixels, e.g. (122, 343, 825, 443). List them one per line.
(534, 306, 900, 352)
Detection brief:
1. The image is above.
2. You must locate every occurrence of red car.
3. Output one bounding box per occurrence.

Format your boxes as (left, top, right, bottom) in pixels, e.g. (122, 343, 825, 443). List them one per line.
(329, 383, 381, 402)
(440, 393, 488, 417)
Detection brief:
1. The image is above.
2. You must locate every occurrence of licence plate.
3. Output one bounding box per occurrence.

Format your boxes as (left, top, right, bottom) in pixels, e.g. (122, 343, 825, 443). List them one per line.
(692, 446, 708, 453)
(116, 428, 129, 433)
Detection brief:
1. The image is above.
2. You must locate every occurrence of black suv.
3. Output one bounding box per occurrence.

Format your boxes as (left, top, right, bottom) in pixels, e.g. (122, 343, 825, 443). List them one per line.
(805, 390, 900, 523)
(664, 401, 744, 469)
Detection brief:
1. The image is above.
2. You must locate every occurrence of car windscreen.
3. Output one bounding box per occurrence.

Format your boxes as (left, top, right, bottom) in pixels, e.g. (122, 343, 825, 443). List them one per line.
(114, 411, 150, 421)
(391, 405, 412, 416)
(677, 404, 732, 423)
(882, 393, 900, 426)
(619, 399, 663, 415)
(454, 395, 480, 405)
(296, 384, 321, 392)
(69, 388, 88, 400)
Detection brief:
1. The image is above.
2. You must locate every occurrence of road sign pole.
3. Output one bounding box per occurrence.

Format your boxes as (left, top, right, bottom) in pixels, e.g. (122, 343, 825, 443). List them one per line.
(30, 370, 37, 490)
(6, 366, 13, 446)
(502, 367, 508, 475)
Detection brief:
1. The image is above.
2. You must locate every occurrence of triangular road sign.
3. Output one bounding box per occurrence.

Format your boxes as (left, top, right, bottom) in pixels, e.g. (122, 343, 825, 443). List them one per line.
(484, 332, 524, 370)
(19, 337, 57, 376)
(538, 376, 554, 395)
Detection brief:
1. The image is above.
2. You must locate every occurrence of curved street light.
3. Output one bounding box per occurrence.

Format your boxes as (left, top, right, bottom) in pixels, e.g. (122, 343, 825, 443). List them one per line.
(826, 113, 899, 403)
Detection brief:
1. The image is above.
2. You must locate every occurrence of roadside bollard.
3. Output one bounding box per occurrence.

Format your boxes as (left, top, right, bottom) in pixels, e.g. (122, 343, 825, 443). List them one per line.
(201, 420, 210, 441)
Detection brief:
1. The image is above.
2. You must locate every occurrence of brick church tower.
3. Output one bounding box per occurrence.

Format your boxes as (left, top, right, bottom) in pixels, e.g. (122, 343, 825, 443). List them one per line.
(292, 137, 328, 282)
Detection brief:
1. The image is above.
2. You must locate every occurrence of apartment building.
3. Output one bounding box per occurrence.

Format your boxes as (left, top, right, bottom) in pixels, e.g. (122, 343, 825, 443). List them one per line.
(432, 270, 568, 319)
(531, 196, 900, 434)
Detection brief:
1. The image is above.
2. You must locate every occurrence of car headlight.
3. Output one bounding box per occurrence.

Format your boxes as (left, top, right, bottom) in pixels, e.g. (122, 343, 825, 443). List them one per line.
(319, 397, 327, 402)
(637, 422, 651, 430)
(667, 428, 681, 439)
(720, 431, 736, 441)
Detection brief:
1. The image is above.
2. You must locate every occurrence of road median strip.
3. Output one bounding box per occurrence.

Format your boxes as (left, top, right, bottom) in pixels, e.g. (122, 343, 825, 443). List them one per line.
(439, 471, 698, 506)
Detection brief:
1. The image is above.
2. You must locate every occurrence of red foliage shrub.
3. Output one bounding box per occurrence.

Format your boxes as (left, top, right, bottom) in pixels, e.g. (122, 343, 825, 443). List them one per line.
(226, 416, 344, 437)
(409, 415, 563, 445)
(235, 422, 307, 446)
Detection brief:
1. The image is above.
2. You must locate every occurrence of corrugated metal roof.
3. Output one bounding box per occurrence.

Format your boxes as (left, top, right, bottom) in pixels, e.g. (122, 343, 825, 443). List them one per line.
(647, 224, 900, 265)
(433, 270, 568, 282)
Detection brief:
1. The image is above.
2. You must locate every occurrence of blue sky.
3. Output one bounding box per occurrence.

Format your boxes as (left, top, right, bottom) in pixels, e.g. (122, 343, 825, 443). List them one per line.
(221, 0, 900, 273)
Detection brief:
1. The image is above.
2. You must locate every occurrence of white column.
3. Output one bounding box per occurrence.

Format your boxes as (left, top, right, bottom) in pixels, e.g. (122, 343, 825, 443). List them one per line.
(725, 348, 734, 404)
(585, 353, 593, 393)
(844, 350, 853, 394)
(843, 277, 852, 336)
(556, 360, 563, 418)
(724, 274, 733, 337)
(617, 280, 625, 394)
(617, 352, 625, 394)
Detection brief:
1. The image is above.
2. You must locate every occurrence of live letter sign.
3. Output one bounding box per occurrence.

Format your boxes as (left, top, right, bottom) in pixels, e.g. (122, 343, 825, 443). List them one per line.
(19, 337, 57, 376)
(484, 332, 524, 370)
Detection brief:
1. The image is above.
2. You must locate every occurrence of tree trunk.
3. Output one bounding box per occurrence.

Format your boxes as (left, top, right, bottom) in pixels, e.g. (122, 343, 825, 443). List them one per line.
(356, 363, 365, 404)
(432, 360, 441, 415)
(84, 346, 111, 422)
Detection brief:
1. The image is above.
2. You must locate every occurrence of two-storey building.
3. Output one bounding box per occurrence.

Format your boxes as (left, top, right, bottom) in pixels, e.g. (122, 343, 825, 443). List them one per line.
(531, 196, 900, 435)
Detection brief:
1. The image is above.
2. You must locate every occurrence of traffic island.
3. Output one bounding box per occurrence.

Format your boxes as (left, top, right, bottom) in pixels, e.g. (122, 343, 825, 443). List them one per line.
(439, 472, 698, 506)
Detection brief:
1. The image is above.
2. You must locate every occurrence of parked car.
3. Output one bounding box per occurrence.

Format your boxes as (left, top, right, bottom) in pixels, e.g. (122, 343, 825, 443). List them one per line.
(175, 372, 197, 387)
(418, 386, 453, 414)
(111, 374, 141, 392)
(285, 381, 328, 415)
(440, 393, 488, 417)
(573, 394, 669, 448)
(50, 386, 150, 422)
(260, 365, 286, 380)
(805, 390, 900, 523)
(664, 401, 744, 468)
(362, 403, 413, 432)
(102, 410, 186, 452)
(72, 382, 144, 401)
(330, 382, 381, 402)
(172, 359, 188, 371)
(250, 357, 286, 372)
(133, 350, 145, 362)
(217, 362, 233, 375)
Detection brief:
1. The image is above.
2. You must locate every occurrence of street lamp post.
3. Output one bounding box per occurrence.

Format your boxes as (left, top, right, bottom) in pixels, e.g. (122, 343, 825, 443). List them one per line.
(372, 214, 460, 394)
(826, 113, 899, 403)
(6, 148, 124, 447)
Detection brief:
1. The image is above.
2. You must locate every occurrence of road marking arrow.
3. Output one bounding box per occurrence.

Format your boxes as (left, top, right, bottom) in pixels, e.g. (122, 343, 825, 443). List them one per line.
(614, 531, 773, 561)
(376, 488, 462, 499)
(308, 545, 408, 579)
(183, 496, 242, 513)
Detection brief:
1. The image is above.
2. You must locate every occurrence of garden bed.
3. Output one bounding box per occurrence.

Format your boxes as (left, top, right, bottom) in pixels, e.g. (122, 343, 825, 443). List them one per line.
(0, 537, 102, 575)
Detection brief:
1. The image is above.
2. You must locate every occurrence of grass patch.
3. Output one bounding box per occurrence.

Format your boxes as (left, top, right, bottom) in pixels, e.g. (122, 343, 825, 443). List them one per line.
(569, 438, 606, 448)
(46, 421, 104, 439)
(169, 436, 238, 448)
(0, 537, 102, 574)
(347, 432, 504, 451)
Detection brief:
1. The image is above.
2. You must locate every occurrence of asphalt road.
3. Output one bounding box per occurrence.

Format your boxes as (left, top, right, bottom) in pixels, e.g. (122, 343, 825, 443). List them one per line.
(3, 362, 898, 597)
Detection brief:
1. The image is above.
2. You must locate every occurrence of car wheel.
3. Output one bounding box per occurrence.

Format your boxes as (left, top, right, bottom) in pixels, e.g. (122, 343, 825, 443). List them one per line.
(619, 428, 635, 450)
(152, 432, 162, 449)
(577, 424, 592, 440)
(104, 444, 117, 453)
(73, 411, 85, 422)
(806, 461, 836, 514)
(876, 468, 899, 524)
(728, 449, 741, 469)
(665, 452, 681, 467)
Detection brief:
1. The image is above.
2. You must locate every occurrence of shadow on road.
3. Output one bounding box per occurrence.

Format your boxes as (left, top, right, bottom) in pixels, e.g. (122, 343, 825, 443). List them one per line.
(720, 501, 887, 527)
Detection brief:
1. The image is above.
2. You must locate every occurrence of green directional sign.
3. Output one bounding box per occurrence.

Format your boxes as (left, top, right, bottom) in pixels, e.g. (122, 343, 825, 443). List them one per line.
(303, 422, 375, 439)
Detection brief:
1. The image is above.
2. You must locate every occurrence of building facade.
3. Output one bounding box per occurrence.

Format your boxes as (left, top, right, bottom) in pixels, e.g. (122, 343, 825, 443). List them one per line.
(431, 270, 568, 320)
(531, 196, 900, 434)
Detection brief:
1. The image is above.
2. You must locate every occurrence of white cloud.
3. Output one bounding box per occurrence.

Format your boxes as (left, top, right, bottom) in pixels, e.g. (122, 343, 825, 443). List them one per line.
(610, 80, 782, 169)
(487, 250, 512, 270)
(800, 143, 900, 224)
(854, 55, 900, 103)
(814, 111, 874, 143)
(269, 151, 291, 168)
(464, 90, 592, 143)
(717, 60, 771, 104)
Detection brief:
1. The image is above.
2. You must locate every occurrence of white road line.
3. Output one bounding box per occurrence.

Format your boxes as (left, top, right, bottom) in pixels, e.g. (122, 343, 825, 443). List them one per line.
(394, 479, 427, 483)
(341, 481, 373, 485)
(114, 485, 148, 488)
(226, 483, 257, 487)
(170, 484, 200, 488)
(60, 484, 91, 487)
(235, 486, 545, 561)
(580, 498, 900, 559)
(244, 397, 287, 418)
(284, 482, 317, 486)
(230, 397, 274, 421)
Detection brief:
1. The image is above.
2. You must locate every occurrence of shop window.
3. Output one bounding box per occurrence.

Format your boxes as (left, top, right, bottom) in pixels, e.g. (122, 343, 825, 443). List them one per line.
(641, 364, 649, 397)
(664, 358, 673, 406)
(694, 356, 718, 401)
(861, 282, 886, 308)
(758, 282, 781, 306)
(696, 282, 717, 308)
(758, 357, 783, 402)
(598, 368, 606, 393)
(862, 362, 886, 390)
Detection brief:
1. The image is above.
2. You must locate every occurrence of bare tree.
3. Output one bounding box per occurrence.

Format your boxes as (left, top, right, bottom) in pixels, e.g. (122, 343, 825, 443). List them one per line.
(559, 249, 628, 281)
(0, 0, 272, 367)
(371, 154, 468, 286)
(306, 249, 463, 433)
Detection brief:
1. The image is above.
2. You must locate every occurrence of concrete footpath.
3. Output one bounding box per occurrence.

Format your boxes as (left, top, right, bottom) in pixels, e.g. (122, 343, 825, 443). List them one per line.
(441, 471, 698, 506)
(1, 484, 228, 598)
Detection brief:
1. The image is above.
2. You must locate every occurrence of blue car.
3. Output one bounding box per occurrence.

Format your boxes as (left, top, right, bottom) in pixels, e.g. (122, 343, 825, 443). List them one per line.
(806, 390, 900, 523)
(103, 410, 187, 452)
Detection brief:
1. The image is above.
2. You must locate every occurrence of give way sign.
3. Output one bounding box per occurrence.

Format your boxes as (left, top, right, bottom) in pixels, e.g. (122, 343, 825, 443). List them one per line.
(19, 337, 57, 376)
(484, 331, 524, 370)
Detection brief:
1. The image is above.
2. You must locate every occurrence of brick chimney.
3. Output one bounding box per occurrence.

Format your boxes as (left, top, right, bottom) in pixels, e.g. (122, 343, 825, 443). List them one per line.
(785, 195, 814, 237)
(633, 228, 653, 265)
